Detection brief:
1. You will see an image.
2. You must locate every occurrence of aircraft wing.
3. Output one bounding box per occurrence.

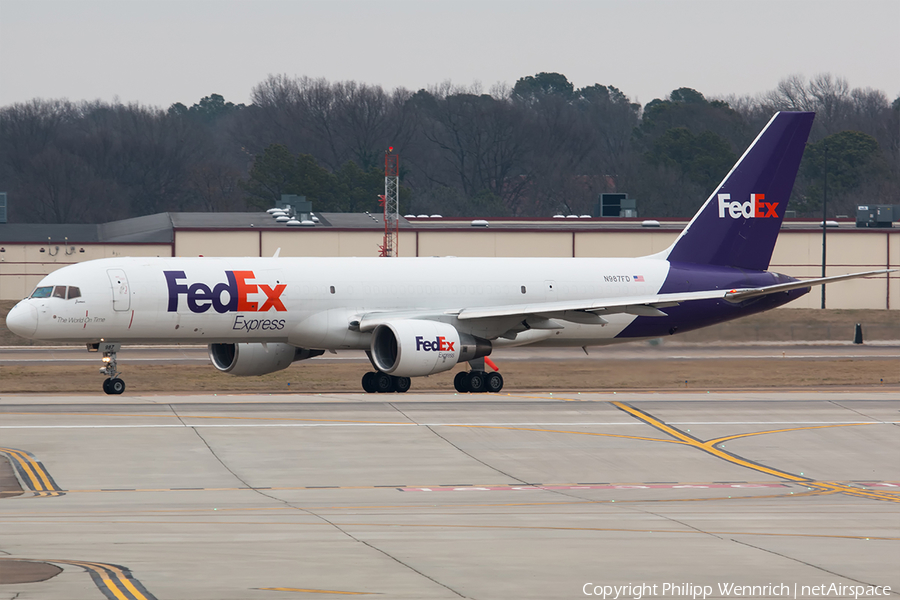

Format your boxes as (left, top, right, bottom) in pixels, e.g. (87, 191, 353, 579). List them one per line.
(356, 269, 893, 331)
(354, 290, 725, 331)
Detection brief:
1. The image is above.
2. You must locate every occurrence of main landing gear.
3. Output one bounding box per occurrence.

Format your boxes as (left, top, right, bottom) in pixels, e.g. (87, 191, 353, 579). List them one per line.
(454, 356, 503, 393)
(359, 355, 502, 394)
(361, 371, 411, 394)
(454, 370, 503, 394)
(89, 342, 126, 395)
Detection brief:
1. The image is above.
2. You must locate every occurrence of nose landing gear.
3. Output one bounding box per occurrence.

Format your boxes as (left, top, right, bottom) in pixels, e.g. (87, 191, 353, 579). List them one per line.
(89, 342, 126, 395)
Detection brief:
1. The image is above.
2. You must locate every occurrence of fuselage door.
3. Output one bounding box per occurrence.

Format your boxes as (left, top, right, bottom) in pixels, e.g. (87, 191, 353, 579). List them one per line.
(107, 269, 131, 312)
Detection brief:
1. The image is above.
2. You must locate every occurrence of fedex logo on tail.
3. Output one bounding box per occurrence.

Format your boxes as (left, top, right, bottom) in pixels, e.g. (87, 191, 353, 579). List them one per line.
(717, 194, 779, 219)
(165, 271, 286, 313)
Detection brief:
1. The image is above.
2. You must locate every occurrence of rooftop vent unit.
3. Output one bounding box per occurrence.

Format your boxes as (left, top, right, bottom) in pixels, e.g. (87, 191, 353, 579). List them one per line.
(596, 193, 637, 218)
(278, 194, 313, 222)
(856, 205, 899, 228)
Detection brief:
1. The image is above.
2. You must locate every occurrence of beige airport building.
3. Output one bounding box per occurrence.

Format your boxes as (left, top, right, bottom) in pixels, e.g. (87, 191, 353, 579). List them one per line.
(0, 212, 897, 309)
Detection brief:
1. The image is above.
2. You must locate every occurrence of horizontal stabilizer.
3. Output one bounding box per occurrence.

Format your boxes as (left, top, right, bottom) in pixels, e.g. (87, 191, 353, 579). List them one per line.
(724, 269, 896, 303)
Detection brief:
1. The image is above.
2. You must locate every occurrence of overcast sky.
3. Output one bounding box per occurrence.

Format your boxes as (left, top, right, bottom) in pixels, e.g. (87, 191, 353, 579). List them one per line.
(1, 0, 897, 109)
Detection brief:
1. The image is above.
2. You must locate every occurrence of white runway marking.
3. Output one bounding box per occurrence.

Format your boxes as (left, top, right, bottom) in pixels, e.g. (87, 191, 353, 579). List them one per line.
(0, 420, 891, 429)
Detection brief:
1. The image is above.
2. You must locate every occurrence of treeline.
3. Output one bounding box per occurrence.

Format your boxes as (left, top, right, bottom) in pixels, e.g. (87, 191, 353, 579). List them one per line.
(1, 72, 897, 224)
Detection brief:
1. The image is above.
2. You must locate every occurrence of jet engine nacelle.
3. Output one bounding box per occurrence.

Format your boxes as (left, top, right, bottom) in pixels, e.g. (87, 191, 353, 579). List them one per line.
(370, 320, 491, 377)
(208, 343, 324, 376)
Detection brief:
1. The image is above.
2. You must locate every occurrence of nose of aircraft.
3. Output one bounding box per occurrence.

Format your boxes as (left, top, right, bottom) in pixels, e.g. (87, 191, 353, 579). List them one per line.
(6, 302, 38, 338)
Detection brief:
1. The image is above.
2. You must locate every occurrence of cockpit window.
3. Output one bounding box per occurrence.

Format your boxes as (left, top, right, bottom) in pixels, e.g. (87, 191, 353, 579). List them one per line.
(31, 286, 53, 298)
(67, 286, 81, 300)
(52, 286, 67, 299)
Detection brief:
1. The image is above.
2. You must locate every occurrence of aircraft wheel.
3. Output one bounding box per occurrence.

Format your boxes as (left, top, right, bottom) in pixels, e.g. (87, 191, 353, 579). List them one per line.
(465, 371, 486, 393)
(393, 376, 411, 393)
(109, 378, 126, 395)
(485, 372, 503, 393)
(375, 372, 395, 393)
(453, 371, 468, 393)
(102, 379, 112, 395)
(362, 372, 378, 393)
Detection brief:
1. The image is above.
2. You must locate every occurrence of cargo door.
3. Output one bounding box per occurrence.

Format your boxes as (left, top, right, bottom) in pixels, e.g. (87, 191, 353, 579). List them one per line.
(107, 269, 131, 312)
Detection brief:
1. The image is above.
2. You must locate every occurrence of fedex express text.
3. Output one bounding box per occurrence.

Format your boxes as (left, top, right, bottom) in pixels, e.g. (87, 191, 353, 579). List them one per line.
(165, 270, 288, 333)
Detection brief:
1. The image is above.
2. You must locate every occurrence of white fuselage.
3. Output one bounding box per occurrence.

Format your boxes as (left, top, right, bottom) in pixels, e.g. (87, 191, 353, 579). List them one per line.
(11, 256, 671, 349)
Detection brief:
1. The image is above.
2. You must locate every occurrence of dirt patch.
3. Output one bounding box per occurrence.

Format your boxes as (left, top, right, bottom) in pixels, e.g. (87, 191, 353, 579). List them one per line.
(0, 560, 63, 584)
(1, 359, 897, 394)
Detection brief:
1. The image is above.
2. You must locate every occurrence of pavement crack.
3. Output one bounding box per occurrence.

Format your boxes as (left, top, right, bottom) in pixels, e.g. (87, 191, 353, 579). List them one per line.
(628, 508, 725, 540)
(175, 403, 469, 598)
(261, 487, 470, 598)
(298, 509, 470, 599)
(169, 404, 269, 495)
(388, 402, 529, 485)
(730, 538, 890, 590)
(386, 402, 418, 424)
(185, 423, 257, 490)
(829, 400, 885, 423)
(394, 405, 609, 505)
(426, 424, 531, 486)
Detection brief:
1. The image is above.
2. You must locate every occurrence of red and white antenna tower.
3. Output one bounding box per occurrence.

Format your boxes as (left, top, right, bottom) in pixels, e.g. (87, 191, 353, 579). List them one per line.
(378, 147, 400, 257)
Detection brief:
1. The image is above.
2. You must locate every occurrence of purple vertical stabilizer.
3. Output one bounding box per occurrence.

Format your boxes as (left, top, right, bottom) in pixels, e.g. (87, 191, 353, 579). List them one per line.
(664, 112, 814, 271)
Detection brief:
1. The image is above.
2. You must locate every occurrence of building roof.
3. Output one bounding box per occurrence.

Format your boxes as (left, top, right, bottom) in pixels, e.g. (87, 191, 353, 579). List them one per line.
(0, 223, 101, 244)
(0, 212, 892, 244)
(97, 213, 174, 243)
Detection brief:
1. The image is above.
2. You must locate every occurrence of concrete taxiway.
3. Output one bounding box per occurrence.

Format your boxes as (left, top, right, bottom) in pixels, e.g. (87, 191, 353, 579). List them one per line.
(0, 390, 897, 599)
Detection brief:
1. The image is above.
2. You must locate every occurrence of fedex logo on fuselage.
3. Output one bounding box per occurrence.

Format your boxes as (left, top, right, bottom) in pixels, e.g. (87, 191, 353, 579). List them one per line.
(165, 270, 286, 313)
(717, 193, 779, 219)
(416, 336, 455, 352)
